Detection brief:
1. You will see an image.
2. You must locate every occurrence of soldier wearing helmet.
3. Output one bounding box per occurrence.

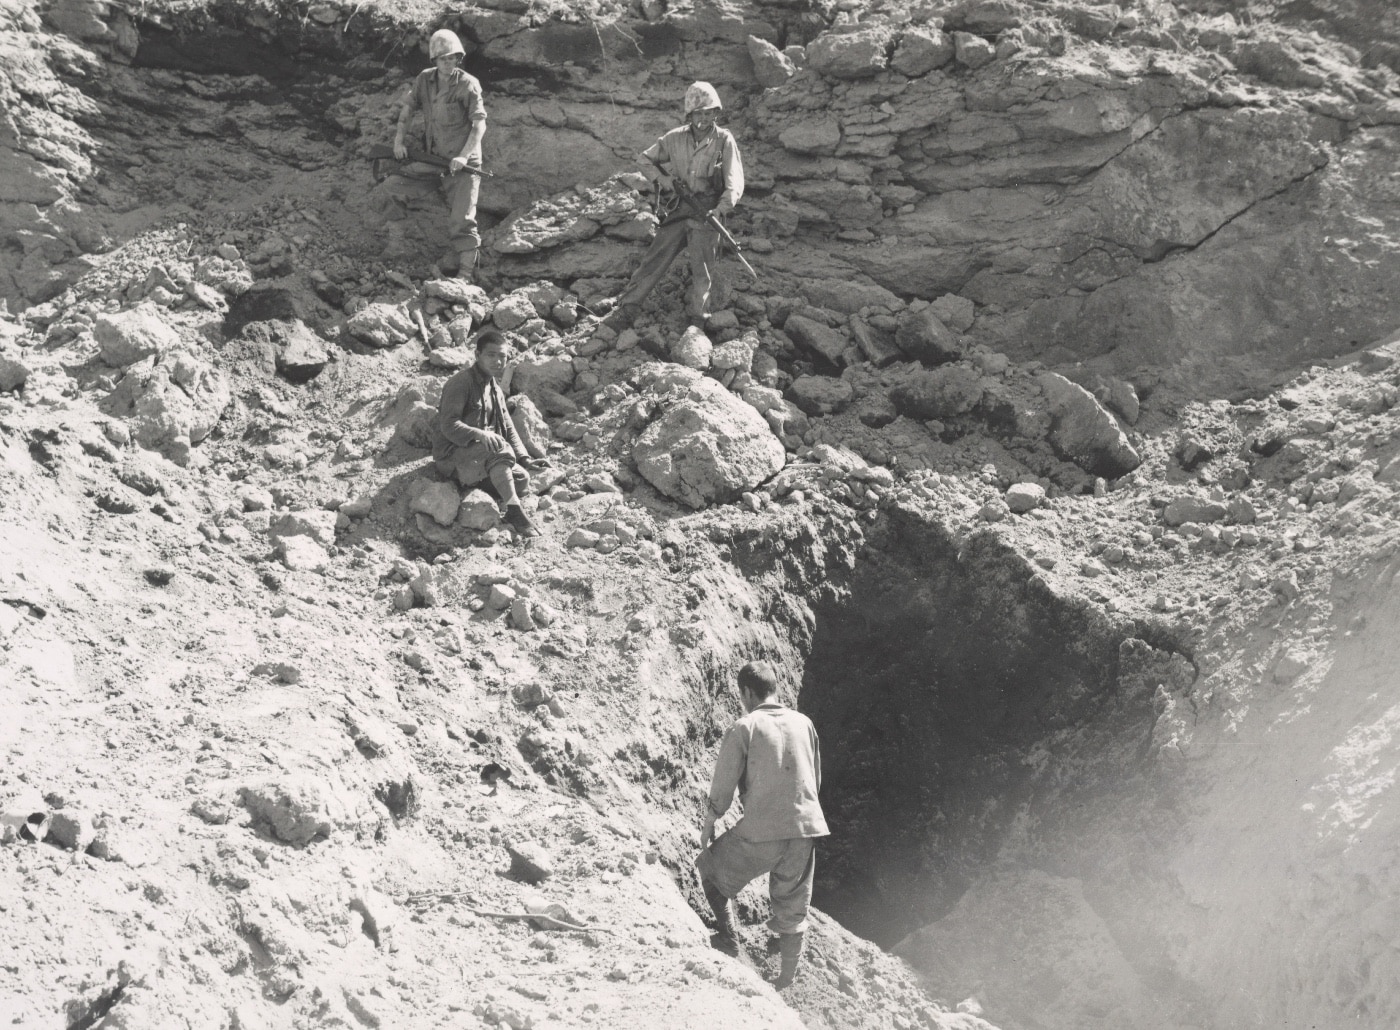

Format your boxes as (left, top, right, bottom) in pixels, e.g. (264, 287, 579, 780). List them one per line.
(597, 81, 745, 328)
(372, 28, 488, 278)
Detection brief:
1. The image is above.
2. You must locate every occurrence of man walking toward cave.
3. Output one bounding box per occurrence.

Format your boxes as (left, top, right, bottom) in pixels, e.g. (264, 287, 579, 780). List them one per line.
(698, 661, 829, 989)
(595, 80, 744, 328)
(372, 28, 487, 278)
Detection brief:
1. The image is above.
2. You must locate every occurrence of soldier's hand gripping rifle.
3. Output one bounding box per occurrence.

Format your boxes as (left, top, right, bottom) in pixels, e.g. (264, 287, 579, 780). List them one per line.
(367, 144, 494, 179)
(643, 154, 757, 281)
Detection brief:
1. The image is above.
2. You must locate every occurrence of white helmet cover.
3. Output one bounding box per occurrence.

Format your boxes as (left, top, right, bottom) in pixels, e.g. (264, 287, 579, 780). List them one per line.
(684, 81, 723, 115)
(429, 29, 466, 60)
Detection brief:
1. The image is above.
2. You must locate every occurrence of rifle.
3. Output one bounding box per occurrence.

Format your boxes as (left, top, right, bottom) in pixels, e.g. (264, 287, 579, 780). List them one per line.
(366, 144, 493, 177)
(643, 154, 757, 280)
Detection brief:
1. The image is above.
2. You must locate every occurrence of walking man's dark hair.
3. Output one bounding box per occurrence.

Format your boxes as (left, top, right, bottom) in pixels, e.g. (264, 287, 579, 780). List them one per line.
(737, 661, 779, 698)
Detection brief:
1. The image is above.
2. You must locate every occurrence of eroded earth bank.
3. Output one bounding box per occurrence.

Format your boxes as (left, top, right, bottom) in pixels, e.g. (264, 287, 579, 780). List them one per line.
(4, 0, 1400, 1028)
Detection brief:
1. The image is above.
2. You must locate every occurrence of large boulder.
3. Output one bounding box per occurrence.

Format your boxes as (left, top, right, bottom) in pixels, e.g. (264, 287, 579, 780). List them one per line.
(789, 375, 854, 416)
(346, 302, 415, 348)
(425, 278, 490, 323)
(849, 317, 903, 367)
(892, 25, 955, 76)
(632, 369, 785, 508)
(101, 352, 230, 464)
(806, 26, 895, 79)
(671, 326, 713, 370)
(491, 291, 539, 331)
(1036, 372, 1141, 478)
(747, 34, 797, 88)
(269, 510, 338, 549)
(409, 480, 461, 527)
(896, 308, 963, 365)
(0, 356, 30, 393)
(96, 304, 180, 367)
(509, 353, 576, 401)
(784, 315, 848, 365)
(890, 365, 985, 419)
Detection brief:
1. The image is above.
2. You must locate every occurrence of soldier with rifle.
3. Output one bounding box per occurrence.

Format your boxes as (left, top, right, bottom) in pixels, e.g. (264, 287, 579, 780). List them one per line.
(595, 81, 747, 329)
(369, 29, 487, 279)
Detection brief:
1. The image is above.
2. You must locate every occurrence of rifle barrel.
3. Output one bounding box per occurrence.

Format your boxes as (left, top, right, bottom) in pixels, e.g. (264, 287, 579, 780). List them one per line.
(642, 154, 757, 279)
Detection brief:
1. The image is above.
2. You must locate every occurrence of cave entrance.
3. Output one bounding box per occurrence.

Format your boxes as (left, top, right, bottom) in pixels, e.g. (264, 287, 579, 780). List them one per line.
(797, 508, 1177, 949)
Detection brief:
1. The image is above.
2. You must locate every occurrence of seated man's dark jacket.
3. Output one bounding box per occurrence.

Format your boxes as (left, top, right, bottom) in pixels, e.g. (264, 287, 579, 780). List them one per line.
(432, 364, 526, 465)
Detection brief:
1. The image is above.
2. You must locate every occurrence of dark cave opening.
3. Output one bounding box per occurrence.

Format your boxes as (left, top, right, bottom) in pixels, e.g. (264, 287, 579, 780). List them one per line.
(797, 508, 1174, 948)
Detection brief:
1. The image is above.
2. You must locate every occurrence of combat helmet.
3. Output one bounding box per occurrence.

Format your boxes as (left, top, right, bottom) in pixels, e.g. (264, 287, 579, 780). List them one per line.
(683, 81, 722, 114)
(429, 29, 466, 60)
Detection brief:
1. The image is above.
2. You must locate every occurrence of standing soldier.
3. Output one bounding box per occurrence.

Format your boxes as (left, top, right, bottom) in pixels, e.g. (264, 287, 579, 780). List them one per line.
(597, 81, 745, 328)
(373, 28, 487, 279)
(698, 661, 829, 990)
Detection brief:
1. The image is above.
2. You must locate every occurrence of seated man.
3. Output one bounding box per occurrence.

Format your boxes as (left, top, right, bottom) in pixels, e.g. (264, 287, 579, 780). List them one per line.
(432, 330, 546, 538)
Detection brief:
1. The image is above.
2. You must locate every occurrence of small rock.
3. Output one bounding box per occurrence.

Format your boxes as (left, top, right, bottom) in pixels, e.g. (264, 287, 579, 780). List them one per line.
(1271, 571, 1301, 601)
(253, 661, 302, 684)
(488, 584, 517, 609)
(458, 489, 502, 531)
(1005, 483, 1045, 514)
(510, 596, 537, 631)
(747, 34, 797, 87)
(190, 798, 230, 825)
(46, 811, 94, 851)
(672, 326, 713, 370)
(789, 375, 854, 416)
(567, 528, 601, 549)
(276, 536, 329, 572)
(1163, 497, 1228, 527)
(978, 501, 1008, 523)
(0, 356, 30, 393)
(1227, 496, 1258, 524)
(237, 778, 333, 847)
(507, 842, 553, 884)
(409, 479, 461, 527)
(953, 31, 996, 69)
(143, 566, 175, 586)
(96, 304, 180, 367)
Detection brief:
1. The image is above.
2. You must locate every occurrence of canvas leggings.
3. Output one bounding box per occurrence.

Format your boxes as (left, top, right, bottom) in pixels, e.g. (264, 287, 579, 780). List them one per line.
(617, 215, 721, 320)
(371, 164, 481, 259)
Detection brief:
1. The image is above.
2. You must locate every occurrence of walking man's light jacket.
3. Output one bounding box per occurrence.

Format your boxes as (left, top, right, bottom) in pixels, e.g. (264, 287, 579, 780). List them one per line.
(707, 702, 830, 842)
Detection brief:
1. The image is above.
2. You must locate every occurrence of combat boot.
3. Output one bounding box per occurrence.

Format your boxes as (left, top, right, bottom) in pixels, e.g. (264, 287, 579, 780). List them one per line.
(702, 880, 738, 951)
(774, 931, 805, 990)
(457, 251, 478, 282)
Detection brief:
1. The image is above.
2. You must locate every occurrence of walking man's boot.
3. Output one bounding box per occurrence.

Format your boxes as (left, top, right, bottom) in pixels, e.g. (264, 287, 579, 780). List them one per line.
(774, 931, 805, 989)
(702, 879, 738, 953)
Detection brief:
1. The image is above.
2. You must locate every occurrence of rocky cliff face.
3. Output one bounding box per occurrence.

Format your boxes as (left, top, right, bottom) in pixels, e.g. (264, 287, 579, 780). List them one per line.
(8, 0, 1400, 408)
